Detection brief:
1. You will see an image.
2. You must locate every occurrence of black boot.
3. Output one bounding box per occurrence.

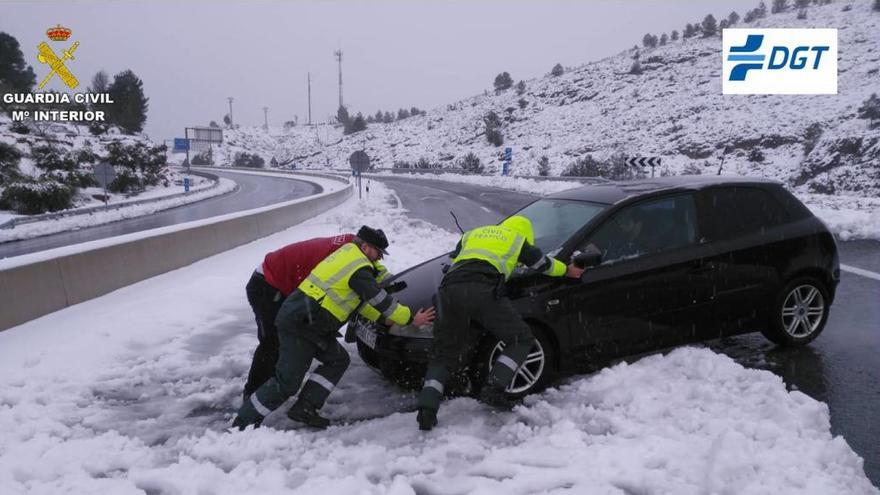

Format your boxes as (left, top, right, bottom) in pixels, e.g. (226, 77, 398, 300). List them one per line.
(287, 400, 330, 429)
(479, 386, 517, 411)
(232, 414, 263, 431)
(417, 408, 437, 431)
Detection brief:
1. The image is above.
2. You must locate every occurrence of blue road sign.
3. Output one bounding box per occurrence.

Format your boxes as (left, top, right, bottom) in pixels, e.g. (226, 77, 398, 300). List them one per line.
(184, 177, 190, 192)
(502, 147, 512, 176)
(174, 138, 190, 152)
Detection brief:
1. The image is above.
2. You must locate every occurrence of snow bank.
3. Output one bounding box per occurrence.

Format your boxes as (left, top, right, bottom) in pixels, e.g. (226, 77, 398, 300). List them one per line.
(0, 181, 874, 494)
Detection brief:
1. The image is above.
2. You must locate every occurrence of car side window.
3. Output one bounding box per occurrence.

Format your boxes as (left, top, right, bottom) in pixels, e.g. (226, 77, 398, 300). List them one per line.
(583, 194, 698, 264)
(700, 187, 790, 241)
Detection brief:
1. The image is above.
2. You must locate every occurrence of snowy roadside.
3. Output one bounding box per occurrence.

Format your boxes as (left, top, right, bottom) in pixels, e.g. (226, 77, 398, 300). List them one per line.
(0, 181, 875, 494)
(0, 177, 237, 244)
(370, 172, 880, 242)
(370, 170, 584, 196)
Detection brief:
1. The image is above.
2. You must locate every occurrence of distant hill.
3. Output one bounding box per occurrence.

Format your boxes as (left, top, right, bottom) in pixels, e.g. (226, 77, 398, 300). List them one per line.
(216, 0, 880, 197)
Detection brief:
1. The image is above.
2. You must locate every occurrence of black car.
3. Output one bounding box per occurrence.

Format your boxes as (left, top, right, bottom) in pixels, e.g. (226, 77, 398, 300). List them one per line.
(353, 176, 840, 397)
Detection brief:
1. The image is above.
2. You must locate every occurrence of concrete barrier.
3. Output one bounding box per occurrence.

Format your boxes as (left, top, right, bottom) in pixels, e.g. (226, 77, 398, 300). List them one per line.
(0, 172, 351, 331)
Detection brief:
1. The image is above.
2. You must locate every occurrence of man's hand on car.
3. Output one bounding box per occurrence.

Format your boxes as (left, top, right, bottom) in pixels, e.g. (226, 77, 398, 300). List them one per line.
(413, 307, 436, 326)
(565, 263, 586, 279)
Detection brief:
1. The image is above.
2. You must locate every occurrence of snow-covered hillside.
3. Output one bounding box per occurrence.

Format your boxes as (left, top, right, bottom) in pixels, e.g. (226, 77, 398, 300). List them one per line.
(215, 0, 879, 197)
(0, 116, 175, 217)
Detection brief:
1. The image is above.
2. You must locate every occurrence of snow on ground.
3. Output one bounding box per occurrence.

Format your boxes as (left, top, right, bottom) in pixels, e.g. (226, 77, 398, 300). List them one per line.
(0, 176, 236, 244)
(0, 181, 875, 494)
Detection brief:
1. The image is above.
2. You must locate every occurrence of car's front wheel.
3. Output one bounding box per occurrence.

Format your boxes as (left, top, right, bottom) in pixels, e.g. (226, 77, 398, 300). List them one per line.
(473, 326, 557, 398)
(760, 276, 830, 346)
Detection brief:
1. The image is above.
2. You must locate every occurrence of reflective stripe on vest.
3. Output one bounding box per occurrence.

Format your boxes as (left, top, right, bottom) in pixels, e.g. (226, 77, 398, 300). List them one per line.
(299, 243, 372, 322)
(452, 226, 525, 279)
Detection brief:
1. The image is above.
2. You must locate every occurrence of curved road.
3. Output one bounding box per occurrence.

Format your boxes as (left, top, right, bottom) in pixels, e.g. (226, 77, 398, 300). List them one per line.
(375, 175, 880, 486)
(0, 170, 320, 260)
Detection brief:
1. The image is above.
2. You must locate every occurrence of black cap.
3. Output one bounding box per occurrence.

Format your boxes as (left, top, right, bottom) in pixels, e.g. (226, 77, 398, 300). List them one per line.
(357, 225, 389, 255)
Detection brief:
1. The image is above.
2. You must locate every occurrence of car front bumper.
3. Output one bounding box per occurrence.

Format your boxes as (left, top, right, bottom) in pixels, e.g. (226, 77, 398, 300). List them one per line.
(352, 317, 433, 364)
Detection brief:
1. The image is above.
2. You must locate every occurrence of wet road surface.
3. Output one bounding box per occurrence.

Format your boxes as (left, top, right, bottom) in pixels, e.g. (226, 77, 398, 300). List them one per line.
(0, 170, 320, 260)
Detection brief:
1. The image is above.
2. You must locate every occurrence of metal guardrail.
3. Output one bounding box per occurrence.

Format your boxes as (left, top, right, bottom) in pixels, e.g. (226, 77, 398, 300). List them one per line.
(0, 170, 229, 230)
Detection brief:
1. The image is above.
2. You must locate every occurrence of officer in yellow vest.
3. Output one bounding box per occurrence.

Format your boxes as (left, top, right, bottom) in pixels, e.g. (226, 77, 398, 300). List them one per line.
(233, 226, 435, 430)
(416, 216, 584, 430)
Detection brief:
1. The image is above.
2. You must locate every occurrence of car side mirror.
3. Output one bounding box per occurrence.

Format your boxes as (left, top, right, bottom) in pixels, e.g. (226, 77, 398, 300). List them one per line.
(572, 246, 602, 269)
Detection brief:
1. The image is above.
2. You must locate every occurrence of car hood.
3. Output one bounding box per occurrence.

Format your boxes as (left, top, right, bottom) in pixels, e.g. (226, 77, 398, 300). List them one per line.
(385, 252, 450, 310)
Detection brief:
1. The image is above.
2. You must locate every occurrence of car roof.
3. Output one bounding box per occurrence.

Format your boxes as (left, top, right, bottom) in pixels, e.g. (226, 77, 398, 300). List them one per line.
(545, 175, 782, 204)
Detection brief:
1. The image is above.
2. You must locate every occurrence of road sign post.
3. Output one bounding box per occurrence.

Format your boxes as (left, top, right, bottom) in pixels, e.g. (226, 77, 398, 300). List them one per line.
(349, 150, 371, 200)
(174, 137, 191, 172)
(626, 156, 661, 178)
(92, 162, 116, 204)
(502, 147, 512, 176)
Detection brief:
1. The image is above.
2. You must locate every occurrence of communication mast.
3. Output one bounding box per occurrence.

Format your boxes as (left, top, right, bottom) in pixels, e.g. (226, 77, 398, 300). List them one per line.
(334, 49, 343, 109)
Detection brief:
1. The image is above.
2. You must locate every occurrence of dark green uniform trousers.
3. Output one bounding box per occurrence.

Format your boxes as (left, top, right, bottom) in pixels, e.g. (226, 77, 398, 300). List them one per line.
(417, 280, 535, 412)
(235, 291, 350, 427)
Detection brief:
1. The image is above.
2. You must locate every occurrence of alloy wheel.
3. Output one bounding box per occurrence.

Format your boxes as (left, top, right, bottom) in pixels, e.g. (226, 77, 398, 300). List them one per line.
(488, 339, 546, 394)
(780, 284, 826, 338)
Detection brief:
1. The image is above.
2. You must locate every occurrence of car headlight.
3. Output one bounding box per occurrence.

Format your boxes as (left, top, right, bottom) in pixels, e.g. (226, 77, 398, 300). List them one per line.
(388, 322, 434, 339)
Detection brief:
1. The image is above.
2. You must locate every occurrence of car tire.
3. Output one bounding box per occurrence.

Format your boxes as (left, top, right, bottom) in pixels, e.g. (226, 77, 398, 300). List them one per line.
(760, 276, 830, 346)
(472, 325, 557, 399)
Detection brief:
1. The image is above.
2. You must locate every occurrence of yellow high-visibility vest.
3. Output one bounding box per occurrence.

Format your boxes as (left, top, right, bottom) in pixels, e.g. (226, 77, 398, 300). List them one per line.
(299, 243, 410, 324)
(452, 225, 526, 280)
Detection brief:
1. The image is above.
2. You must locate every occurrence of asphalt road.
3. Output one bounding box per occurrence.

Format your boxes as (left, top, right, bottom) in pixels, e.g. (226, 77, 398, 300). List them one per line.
(0, 170, 320, 260)
(375, 175, 880, 487)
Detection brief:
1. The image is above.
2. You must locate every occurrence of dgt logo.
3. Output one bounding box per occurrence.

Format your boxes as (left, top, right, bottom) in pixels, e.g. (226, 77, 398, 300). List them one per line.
(722, 29, 837, 95)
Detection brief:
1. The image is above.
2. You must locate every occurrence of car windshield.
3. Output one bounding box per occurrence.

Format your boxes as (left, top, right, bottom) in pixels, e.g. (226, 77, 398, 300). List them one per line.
(510, 198, 606, 253)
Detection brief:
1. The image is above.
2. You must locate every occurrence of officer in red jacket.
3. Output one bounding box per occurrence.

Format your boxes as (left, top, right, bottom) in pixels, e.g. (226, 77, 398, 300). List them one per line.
(242, 233, 355, 401)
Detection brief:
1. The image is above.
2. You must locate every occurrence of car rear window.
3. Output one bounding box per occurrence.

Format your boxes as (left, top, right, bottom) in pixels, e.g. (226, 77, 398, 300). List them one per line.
(700, 186, 790, 241)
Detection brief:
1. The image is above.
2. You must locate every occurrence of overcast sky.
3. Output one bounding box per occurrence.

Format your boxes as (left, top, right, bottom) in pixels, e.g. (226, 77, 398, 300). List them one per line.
(2, 0, 760, 141)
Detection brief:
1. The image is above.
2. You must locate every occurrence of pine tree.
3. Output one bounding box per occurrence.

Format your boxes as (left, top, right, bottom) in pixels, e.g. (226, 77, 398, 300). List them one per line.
(772, 0, 788, 13)
(0, 32, 36, 94)
(660, 33, 668, 45)
(858, 93, 880, 127)
(106, 70, 149, 134)
(345, 112, 366, 134)
(758, 1, 768, 17)
(493, 71, 513, 91)
(551, 63, 564, 76)
(643, 33, 658, 48)
(795, 0, 810, 8)
(375, 110, 383, 122)
(336, 105, 350, 126)
(410, 106, 421, 116)
(683, 23, 695, 38)
(383, 111, 394, 123)
(460, 152, 484, 174)
(397, 108, 410, 120)
(728, 11, 740, 25)
(90, 70, 109, 93)
(629, 59, 643, 75)
(515, 80, 526, 95)
(671, 30, 679, 41)
(537, 156, 550, 176)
